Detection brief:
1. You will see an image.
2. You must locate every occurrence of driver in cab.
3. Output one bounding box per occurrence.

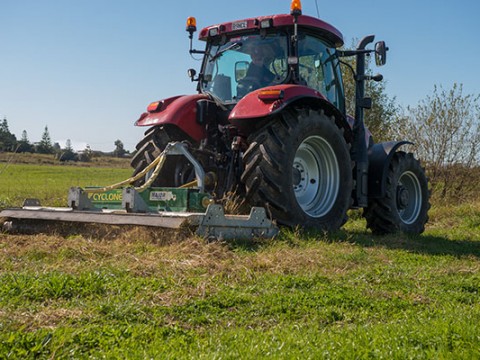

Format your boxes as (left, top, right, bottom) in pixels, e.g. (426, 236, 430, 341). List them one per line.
(246, 46, 275, 86)
(237, 45, 276, 98)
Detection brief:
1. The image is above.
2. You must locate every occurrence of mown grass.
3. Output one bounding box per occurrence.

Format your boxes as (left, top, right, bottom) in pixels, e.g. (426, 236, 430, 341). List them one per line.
(0, 162, 479, 358)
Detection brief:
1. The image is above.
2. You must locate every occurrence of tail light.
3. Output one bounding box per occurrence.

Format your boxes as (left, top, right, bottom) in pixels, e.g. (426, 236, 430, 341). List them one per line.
(258, 89, 284, 101)
(147, 101, 163, 112)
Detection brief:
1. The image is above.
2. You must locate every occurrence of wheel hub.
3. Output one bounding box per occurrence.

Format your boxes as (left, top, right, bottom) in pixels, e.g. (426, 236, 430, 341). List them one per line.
(396, 171, 423, 225)
(292, 166, 302, 187)
(292, 136, 339, 218)
(293, 161, 310, 191)
(397, 185, 409, 210)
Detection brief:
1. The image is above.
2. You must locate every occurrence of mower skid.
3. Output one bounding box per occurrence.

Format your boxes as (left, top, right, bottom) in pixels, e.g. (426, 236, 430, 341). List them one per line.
(196, 205, 278, 239)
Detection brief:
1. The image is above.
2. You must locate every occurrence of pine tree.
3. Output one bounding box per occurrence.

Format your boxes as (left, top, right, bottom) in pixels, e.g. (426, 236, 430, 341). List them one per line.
(0, 118, 9, 133)
(36, 126, 54, 154)
(59, 139, 77, 162)
(0, 117, 17, 152)
(21, 130, 28, 142)
(65, 139, 73, 151)
(17, 130, 33, 153)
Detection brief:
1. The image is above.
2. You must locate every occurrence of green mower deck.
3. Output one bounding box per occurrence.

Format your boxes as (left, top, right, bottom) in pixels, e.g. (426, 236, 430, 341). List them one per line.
(1, 187, 278, 240)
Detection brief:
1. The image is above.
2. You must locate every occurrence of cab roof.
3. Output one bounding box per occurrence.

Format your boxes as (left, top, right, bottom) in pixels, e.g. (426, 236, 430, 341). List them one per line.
(199, 14, 344, 48)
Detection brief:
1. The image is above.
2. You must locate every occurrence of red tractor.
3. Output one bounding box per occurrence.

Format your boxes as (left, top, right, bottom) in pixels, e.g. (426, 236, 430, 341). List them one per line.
(130, 1, 430, 234)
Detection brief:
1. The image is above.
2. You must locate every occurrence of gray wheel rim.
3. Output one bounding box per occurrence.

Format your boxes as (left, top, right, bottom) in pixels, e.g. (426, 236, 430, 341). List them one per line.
(397, 171, 422, 224)
(293, 135, 340, 218)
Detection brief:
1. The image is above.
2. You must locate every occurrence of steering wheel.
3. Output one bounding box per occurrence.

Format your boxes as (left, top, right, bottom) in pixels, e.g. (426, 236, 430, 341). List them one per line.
(237, 76, 262, 98)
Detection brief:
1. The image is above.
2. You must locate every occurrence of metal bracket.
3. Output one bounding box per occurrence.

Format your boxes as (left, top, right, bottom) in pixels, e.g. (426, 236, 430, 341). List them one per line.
(122, 187, 150, 212)
(196, 204, 278, 239)
(164, 142, 206, 192)
(68, 187, 94, 210)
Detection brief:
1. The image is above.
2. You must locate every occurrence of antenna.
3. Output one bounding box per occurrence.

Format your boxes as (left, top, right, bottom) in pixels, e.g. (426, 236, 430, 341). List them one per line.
(315, 0, 320, 18)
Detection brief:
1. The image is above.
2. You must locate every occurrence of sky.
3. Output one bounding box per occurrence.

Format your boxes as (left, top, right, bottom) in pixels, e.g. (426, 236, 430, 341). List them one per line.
(1, 0, 479, 152)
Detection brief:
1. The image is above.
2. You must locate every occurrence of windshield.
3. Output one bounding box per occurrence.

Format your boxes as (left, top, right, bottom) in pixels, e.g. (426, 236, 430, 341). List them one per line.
(201, 33, 288, 102)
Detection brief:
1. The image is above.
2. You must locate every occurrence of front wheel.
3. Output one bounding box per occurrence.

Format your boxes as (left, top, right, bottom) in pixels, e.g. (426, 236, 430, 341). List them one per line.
(363, 151, 430, 234)
(241, 108, 352, 231)
(130, 126, 194, 187)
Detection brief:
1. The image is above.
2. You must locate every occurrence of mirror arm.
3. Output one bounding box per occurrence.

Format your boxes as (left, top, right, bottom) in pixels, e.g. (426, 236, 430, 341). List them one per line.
(188, 29, 206, 55)
(357, 73, 384, 82)
(337, 49, 374, 58)
(190, 49, 206, 55)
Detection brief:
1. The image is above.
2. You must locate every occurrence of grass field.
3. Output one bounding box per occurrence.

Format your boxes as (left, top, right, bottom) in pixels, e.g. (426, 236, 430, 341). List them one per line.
(0, 162, 131, 208)
(0, 159, 479, 359)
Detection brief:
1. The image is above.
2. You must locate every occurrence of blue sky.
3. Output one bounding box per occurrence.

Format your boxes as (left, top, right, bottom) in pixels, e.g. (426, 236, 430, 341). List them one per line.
(1, 0, 478, 151)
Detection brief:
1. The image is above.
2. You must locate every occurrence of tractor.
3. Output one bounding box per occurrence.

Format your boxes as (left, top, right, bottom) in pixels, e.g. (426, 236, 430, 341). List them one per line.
(130, 0, 430, 234)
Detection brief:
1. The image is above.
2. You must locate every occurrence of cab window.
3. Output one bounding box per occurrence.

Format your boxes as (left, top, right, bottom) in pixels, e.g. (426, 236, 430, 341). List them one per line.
(298, 35, 344, 111)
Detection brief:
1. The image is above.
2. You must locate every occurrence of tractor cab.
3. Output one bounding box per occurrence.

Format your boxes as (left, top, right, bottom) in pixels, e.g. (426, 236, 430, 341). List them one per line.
(201, 33, 289, 102)
(187, 10, 346, 113)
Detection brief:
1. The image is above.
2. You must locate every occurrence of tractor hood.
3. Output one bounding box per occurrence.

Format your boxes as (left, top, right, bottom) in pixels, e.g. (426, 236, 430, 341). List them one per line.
(135, 94, 209, 142)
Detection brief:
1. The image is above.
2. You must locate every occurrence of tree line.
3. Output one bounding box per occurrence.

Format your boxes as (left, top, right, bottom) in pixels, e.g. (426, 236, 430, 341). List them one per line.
(0, 123, 128, 161)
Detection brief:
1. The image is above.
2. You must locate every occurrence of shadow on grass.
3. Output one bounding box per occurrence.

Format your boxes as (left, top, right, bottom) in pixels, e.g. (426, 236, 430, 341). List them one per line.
(260, 207, 480, 258)
(334, 230, 480, 258)
(223, 226, 480, 259)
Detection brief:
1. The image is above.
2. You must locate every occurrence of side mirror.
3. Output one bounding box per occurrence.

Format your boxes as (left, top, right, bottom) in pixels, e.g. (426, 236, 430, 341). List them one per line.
(187, 68, 197, 81)
(375, 41, 388, 66)
(235, 61, 249, 82)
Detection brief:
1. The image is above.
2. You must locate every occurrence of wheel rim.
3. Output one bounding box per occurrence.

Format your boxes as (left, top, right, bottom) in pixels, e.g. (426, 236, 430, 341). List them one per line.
(396, 171, 422, 224)
(293, 135, 340, 218)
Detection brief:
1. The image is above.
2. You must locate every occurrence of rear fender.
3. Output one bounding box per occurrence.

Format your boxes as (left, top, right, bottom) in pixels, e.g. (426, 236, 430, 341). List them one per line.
(135, 94, 209, 142)
(229, 84, 352, 139)
(368, 141, 413, 198)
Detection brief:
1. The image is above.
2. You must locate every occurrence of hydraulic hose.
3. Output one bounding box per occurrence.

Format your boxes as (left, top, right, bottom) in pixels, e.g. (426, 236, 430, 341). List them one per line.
(83, 151, 167, 194)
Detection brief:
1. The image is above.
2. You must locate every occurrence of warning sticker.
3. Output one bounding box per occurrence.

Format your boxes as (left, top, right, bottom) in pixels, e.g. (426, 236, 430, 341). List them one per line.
(150, 191, 176, 202)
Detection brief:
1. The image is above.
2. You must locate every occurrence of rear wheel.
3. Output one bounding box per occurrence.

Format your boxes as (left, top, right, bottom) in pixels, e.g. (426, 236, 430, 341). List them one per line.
(363, 151, 430, 234)
(130, 126, 193, 187)
(241, 108, 352, 231)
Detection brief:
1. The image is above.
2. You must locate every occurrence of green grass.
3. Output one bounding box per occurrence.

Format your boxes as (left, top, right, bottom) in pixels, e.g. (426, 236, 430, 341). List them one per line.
(0, 163, 479, 358)
(0, 163, 131, 208)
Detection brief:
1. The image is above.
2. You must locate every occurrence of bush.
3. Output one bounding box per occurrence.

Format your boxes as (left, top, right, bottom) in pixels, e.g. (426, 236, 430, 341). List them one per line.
(396, 83, 480, 201)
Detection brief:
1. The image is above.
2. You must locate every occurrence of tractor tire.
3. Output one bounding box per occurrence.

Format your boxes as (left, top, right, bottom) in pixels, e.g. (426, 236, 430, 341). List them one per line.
(130, 126, 192, 187)
(363, 151, 430, 234)
(241, 108, 352, 231)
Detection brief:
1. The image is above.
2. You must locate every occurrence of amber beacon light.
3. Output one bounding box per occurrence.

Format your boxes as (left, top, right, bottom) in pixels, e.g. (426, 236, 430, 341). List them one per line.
(186, 16, 197, 34)
(290, 0, 302, 16)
